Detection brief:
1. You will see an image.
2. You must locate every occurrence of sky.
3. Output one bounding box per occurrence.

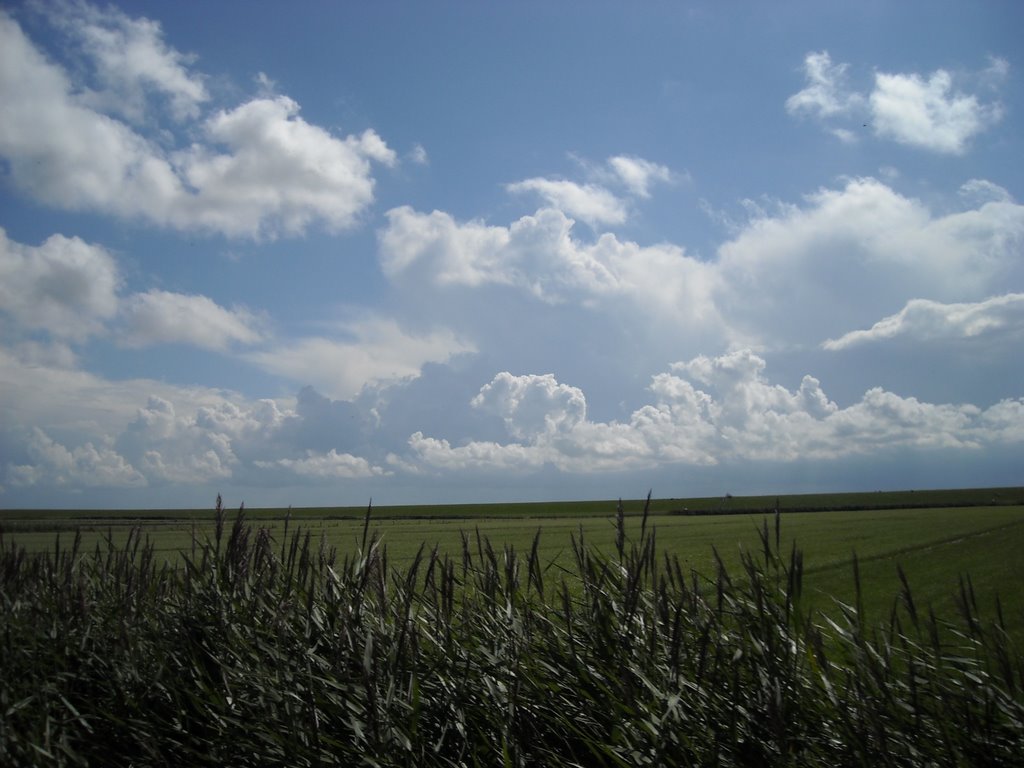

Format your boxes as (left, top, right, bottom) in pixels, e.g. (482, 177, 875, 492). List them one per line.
(1, 0, 1023, 509)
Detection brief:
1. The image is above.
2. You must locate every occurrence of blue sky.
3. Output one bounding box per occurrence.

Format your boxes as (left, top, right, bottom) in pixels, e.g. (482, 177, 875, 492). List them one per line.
(2, 0, 1023, 508)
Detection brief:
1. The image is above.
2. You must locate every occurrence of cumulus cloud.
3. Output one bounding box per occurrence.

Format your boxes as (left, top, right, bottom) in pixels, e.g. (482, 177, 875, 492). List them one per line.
(408, 351, 1024, 474)
(0, 345, 224, 440)
(408, 364, 717, 473)
(45, 0, 209, 122)
(108, 392, 381, 487)
(379, 205, 721, 328)
(407, 432, 548, 472)
(0, 11, 187, 217)
(870, 69, 1003, 154)
(378, 207, 510, 286)
(716, 177, 1024, 346)
(0, 228, 120, 340)
(0, 229, 266, 352)
(116, 396, 238, 484)
(119, 290, 263, 350)
(383, 176, 1024, 356)
(0, 8, 394, 238)
(505, 154, 675, 228)
(786, 51, 1004, 153)
(506, 178, 627, 227)
(0, 347, 395, 494)
(980, 399, 1024, 444)
(176, 97, 396, 237)
(3, 335, 1024, 498)
(0, 340, 411, 501)
(256, 450, 387, 480)
(6, 427, 145, 489)
(245, 318, 475, 400)
(824, 293, 1024, 350)
(471, 372, 587, 440)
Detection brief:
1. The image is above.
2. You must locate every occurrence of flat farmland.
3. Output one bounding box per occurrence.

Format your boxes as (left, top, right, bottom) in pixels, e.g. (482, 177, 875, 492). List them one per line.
(4, 488, 1023, 639)
(4, 489, 1024, 764)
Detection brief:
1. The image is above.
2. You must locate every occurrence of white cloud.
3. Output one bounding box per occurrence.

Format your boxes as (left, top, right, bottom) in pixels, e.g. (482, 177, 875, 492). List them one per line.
(176, 97, 396, 237)
(409, 143, 429, 165)
(0, 9, 394, 238)
(257, 450, 387, 479)
(506, 178, 628, 227)
(382, 177, 1024, 357)
(959, 179, 1012, 206)
(828, 388, 983, 452)
(379, 205, 721, 327)
(0, 343, 307, 490)
(408, 350, 1024, 474)
(831, 128, 857, 144)
(3, 333, 1023, 497)
(505, 154, 675, 227)
(0, 228, 120, 340)
(111, 394, 355, 488)
(254, 71, 278, 96)
(378, 206, 511, 286)
(716, 178, 1024, 346)
(408, 432, 548, 472)
(117, 396, 238, 484)
(0, 345, 230, 438)
(45, 0, 209, 122)
(607, 155, 673, 198)
(7, 428, 145, 489)
(0, 229, 266, 351)
(245, 318, 475, 400)
(409, 364, 720, 473)
(824, 293, 1024, 350)
(786, 51, 863, 119)
(878, 166, 900, 182)
(0, 339, 399, 493)
(870, 69, 1003, 154)
(9, 340, 79, 369)
(119, 290, 263, 350)
(381, 176, 1023, 397)
(984, 55, 1010, 82)
(786, 51, 1004, 154)
(0, 11, 185, 216)
(471, 372, 587, 440)
(980, 399, 1024, 444)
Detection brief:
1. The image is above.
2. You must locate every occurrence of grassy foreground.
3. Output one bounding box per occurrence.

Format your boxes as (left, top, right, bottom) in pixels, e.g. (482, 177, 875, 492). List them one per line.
(2, 497, 1023, 766)
(6, 496, 1024, 644)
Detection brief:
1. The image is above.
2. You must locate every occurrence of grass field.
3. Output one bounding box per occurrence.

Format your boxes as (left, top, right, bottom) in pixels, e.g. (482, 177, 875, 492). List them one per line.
(4, 489, 1023, 765)
(4, 487, 1024, 640)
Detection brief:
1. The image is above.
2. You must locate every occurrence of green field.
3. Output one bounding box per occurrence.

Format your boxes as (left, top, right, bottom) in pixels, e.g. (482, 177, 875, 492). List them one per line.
(4, 487, 1024, 639)
(4, 488, 1023, 765)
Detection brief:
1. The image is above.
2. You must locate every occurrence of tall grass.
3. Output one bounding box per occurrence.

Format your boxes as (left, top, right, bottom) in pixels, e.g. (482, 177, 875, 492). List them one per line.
(2, 495, 1022, 766)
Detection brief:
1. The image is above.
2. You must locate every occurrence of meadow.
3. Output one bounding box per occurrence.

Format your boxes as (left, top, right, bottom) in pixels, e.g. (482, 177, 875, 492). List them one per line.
(4, 486, 1024, 636)
(2, 488, 1023, 765)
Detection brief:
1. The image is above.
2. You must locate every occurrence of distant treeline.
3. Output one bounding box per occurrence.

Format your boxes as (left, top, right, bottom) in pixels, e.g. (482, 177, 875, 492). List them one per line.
(665, 486, 1024, 516)
(670, 499, 1024, 516)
